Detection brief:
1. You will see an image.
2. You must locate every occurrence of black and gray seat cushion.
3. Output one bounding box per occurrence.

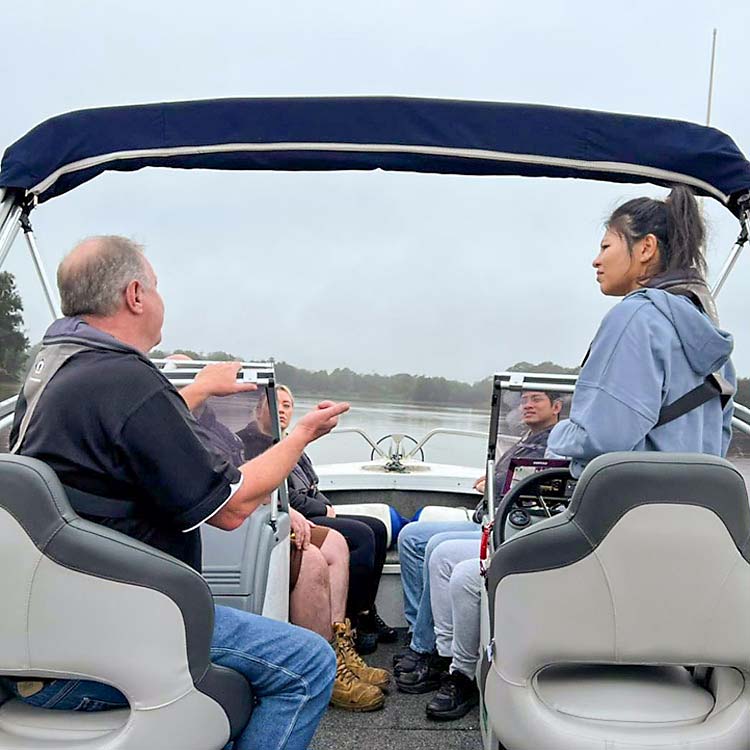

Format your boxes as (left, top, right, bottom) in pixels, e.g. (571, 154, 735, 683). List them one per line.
(0, 454, 252, 750)
(483, 452, 750, 750)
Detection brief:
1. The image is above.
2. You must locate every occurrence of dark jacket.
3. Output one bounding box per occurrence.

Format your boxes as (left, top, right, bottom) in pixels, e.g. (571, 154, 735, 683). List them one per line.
(287, 452, 330, 518)
(195, 406, 245, 467)
(236, 422, 274, 461)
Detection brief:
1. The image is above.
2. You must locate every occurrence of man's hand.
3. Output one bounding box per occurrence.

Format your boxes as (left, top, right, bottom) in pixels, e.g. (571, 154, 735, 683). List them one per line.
(195, 362, 258, 398)
(326, 505, 337, 518)
(292, 401, 350, 444)
(180, 362, 257, 411)
(473, 476, 486, 494)
(289, 507, 313, 550)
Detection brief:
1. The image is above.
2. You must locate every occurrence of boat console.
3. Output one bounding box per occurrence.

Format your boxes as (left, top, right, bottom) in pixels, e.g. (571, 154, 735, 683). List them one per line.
(494, 465, 575, 543)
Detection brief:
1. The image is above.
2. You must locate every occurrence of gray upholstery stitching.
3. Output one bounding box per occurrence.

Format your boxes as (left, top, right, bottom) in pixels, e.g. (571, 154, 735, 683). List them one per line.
(571, 516, 619, 658)
(23, 547, 45, 670)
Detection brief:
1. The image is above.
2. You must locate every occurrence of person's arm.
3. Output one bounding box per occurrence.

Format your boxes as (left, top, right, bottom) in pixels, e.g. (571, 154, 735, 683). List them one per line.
(207, 400, 349, 529)
(179, 362, 257, 411)
(287, 474, 330, 518)
(547, 301, 664, 475)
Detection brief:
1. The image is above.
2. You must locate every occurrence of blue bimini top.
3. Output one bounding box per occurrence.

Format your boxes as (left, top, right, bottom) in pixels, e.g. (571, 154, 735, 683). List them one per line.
(1, 97, 749, 214)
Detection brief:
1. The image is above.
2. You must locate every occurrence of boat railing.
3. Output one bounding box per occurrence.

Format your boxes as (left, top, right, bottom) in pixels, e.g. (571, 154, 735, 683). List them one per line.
(325, 428, 389, 459)
(0, 396, 16, 420)
(733, 403, 750, 435)
(327, 426, 489, 463)
(402, 429, 503, 461)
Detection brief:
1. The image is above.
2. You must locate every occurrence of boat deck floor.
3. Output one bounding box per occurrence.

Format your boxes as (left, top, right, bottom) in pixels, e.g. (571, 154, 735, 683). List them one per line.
(311, 630, 482, 750)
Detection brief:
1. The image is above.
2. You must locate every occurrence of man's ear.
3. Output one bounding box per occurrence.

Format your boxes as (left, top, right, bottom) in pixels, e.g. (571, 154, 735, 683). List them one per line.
(124, 279, 144, 314)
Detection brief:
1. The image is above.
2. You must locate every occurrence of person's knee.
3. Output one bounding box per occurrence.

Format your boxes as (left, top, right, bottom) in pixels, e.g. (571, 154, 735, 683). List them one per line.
(450, 561, 481, 600)
(309, 546, 330, 589)
(429, 546, 454, 582)
(398, 523, 419, 555)
(425, 536, 451, 569)
(290, 625, 337, 689)
(323, 528, 349, 565)
(307, 630, 337, 686)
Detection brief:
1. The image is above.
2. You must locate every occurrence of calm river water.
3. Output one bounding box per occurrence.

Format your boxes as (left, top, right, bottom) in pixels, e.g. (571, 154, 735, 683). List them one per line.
(295, 397, 489, 468)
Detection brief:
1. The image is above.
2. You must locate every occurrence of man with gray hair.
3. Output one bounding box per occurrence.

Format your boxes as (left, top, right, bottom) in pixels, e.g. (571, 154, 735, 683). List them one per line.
(7, 235, 346, 750)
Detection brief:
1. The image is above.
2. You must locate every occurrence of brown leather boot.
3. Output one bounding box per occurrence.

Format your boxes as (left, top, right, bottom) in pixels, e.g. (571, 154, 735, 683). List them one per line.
(333, 620, 391, 691)
(330, 645, 385, 712)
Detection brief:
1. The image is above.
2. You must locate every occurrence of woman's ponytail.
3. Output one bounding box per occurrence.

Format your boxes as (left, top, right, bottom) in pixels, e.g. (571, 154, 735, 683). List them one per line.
(664, 185, 706, 276)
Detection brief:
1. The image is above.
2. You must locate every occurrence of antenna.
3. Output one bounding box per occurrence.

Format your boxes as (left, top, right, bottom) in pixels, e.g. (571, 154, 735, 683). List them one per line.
(706, 28, 718, 126)
(700, 29, 718, 224)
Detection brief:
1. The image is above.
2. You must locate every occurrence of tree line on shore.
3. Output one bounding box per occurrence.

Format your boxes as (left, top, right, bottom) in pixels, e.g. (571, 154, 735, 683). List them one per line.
(150, 348, 750, 410)
(1, 270, 749, 408)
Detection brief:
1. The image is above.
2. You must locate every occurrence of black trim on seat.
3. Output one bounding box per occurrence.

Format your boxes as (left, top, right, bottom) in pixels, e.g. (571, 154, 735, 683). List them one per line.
(196, 665, 254, 740)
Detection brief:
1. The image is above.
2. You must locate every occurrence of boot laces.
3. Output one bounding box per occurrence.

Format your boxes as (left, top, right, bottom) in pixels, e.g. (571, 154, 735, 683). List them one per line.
(340, 632, 368, 669)
(335, 656, 359, 687)
(372, 611, 390, 631)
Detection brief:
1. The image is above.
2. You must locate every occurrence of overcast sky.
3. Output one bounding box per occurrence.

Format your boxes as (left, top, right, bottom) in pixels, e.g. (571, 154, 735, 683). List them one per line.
(1, 0, 748, 382)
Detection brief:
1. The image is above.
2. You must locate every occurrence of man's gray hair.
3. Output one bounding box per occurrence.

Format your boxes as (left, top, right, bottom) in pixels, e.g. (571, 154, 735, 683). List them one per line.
(58, 236, 151, 317)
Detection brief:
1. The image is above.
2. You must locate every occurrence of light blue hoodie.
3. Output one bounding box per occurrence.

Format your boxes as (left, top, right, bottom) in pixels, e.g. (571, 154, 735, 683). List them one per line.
(548, 288, 735, 477)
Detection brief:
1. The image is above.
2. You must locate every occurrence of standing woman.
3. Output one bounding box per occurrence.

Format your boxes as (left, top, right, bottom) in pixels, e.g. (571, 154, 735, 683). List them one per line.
(548, 186, 735, 474)
(274, 385, 397, 655)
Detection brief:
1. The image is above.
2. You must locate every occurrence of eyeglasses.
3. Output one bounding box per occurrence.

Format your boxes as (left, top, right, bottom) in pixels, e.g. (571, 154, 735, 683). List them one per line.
(520, 394, 549, 405)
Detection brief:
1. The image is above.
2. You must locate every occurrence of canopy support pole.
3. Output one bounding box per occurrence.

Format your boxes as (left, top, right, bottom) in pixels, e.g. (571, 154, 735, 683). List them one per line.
(712, 195, 750, 299)
(19, 206, 60, 320)
(0, 191, 23, 271)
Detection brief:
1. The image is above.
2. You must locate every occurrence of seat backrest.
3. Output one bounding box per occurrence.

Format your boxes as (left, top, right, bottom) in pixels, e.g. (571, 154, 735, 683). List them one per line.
(0, 454, 250, 735)
(486, 452, 750, 684)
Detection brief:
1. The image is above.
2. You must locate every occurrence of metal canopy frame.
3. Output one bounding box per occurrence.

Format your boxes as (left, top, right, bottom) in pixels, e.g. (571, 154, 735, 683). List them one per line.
(0, 189, 60, 319)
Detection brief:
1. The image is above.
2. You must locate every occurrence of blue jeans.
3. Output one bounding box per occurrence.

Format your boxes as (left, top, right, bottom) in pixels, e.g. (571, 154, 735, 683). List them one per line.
(6, 605, 335, 750)
(397, 521, 480, 654)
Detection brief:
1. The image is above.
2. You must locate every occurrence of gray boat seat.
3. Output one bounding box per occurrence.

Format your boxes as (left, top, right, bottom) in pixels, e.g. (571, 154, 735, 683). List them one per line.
(483, 452, 750, 750)
(0, 454, 252, 750)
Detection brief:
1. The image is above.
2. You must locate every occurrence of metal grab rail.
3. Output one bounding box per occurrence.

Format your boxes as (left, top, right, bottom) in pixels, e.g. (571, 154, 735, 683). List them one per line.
(402, 428, 493, 461)
(324, 426, 489, 462)
(0, 396, 18, 421)
(323, 427, 388, 458)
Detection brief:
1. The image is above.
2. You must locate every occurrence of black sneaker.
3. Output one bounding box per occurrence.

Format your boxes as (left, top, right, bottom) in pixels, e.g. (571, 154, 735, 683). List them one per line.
(395, 653, 450, 694)
(393, 647, 424, 674)
(426, 671, 479, 721)
(357, 607, 398, 644)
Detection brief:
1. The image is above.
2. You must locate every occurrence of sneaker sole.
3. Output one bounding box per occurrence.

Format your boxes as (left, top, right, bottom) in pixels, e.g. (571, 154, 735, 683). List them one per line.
(425, 697, 479, 721)
(395, 678, 441, 695)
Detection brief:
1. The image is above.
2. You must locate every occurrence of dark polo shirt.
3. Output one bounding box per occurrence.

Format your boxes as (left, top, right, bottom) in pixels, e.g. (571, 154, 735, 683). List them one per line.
(11, 346, 241, 571)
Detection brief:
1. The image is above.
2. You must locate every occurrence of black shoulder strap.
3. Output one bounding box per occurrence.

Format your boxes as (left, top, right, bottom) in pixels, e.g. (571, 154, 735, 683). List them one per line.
(655, 372, 734, 428)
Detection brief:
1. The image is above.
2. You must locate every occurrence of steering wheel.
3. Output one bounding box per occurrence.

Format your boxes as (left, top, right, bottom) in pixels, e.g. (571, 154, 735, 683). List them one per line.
(492, 468, 573, 546)
(370, 433, 425, 462)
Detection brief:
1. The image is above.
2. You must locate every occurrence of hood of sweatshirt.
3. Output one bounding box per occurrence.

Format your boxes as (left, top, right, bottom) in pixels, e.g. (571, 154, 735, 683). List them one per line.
(43, 316, 143, 356)
(634, 288, 733, 377)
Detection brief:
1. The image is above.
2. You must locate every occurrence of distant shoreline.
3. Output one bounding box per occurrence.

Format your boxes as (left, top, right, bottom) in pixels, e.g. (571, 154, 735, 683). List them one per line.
(291, 391, 491, 411)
